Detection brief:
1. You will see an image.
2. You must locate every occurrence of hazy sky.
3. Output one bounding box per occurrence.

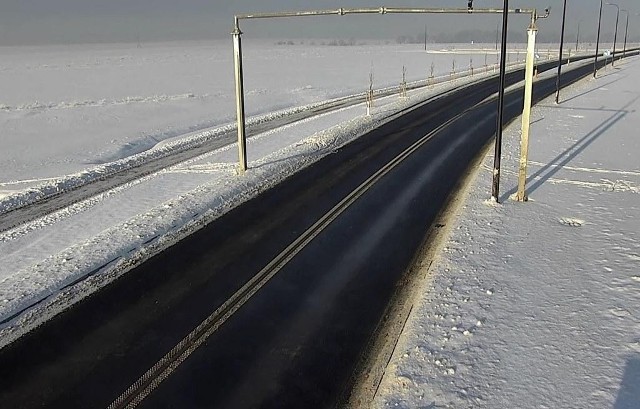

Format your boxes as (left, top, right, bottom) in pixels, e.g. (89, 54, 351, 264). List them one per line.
(1, 0, 638, 45)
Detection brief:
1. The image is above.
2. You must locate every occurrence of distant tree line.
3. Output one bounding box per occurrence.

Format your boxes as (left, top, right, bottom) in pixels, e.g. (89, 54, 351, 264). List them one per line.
(397, 29, 561, 44)
(271, 28, 624, 47)
(399, 28, 623, 45)
(275, 38, 367, 46)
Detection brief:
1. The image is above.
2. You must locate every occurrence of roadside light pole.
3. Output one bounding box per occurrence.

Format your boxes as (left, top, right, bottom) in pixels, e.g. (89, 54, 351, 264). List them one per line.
(424, 24, 428, 51)
(555, 0, 568, 104)
(594, 0, 604, 78)
(516, 17, 538, 201)
(576, 20, 581, 52)
(606, 2, 620, 66)
(621, 9, 629, 58)
(491, 0, 509, 202)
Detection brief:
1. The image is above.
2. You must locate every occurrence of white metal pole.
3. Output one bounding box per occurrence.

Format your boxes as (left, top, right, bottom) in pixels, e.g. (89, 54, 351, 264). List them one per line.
(232, 22, 248, 173)
(516, 24, 538, 202)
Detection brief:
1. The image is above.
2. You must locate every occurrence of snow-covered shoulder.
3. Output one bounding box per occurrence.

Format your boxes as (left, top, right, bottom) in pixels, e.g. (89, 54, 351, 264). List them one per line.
(374, 57, 640, 409)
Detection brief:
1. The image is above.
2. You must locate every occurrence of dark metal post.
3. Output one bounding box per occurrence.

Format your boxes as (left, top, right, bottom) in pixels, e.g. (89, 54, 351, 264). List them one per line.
(607, 3, 620, 66)
(576, 21, 580, 51)
(555, 0, 568, 104)
(491, 0, 509, 202)
(424, 24, 428, 51)
(594, 0, 603, 78)
(622, 10, 629, 58)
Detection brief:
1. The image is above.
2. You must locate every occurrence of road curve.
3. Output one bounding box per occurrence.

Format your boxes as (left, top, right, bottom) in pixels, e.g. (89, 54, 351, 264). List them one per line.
(0, 55, 627, 409)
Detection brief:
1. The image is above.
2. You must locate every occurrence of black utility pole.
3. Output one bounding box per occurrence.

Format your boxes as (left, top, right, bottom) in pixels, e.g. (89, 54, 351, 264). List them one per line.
(622, 10, 629, 58)
(555, 0, 568, 104)
(607, 2, 620, 66)
(594, 0, 603, 78)
(576, 20, 581, 52)
(491, 0, 509, 202)
(424, 24, 428, 51)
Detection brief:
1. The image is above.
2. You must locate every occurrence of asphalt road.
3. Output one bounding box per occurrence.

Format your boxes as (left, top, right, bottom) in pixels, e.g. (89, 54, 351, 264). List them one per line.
(0, 55, 625, 409)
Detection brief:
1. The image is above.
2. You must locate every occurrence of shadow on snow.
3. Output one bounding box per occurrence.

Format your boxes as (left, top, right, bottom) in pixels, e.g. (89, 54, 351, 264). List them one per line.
(614, 355, 640, 409)
(501, 94, 639, 201)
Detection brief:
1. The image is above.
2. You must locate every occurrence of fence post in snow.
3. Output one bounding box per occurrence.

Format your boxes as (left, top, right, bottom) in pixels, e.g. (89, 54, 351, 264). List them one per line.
(232, 19, 248, 173)
(400, 66, 407, 98)
(367, 66, 374, 115)
(516, 21, 538, 202)
(429, 61, 435, 86)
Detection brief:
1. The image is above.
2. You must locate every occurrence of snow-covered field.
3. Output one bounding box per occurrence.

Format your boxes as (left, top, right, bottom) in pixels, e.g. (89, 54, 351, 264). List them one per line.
(0, 40, 510, 187)
(374, 57, 640, 408)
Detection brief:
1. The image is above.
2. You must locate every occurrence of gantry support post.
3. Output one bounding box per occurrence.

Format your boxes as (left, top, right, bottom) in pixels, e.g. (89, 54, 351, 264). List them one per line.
(232, 19, 248, 174)
(516, 22, 538, 201)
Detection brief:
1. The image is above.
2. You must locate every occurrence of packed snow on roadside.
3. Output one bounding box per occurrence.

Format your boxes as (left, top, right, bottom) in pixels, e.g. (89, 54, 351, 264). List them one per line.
(374, 57, 640, 408)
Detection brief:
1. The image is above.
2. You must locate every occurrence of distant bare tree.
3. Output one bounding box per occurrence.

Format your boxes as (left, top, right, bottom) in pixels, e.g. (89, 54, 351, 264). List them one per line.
(428, 61, 435, 86)
(400, 66, 408, 98)
(367, 63, 374, 115)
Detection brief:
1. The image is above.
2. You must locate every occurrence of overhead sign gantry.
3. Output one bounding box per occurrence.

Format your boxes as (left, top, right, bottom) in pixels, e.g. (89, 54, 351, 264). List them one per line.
(230, 5, 549, 202)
